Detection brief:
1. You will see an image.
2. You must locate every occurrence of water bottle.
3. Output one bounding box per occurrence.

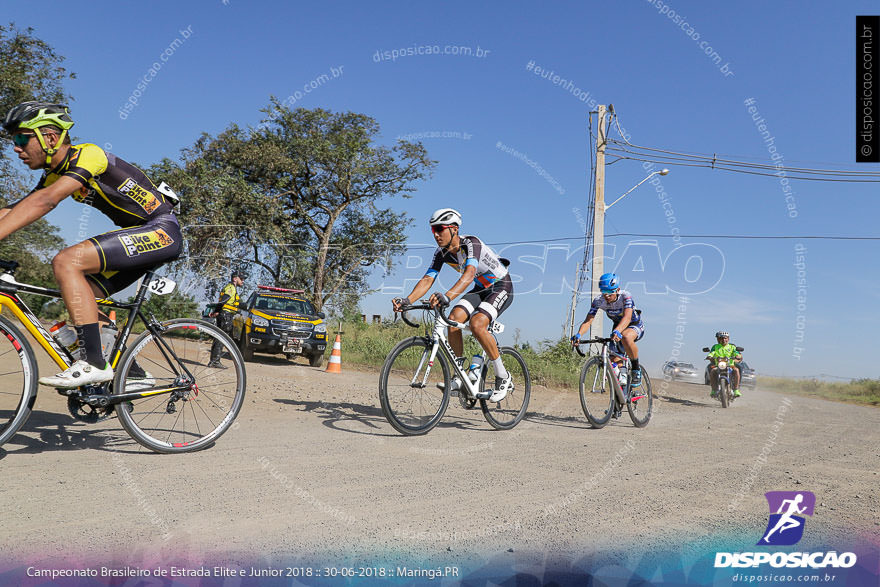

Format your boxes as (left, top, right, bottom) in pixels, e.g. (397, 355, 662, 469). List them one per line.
(468, 354, 484, 383)
(100, 324, 118, 361)
(618, 365, 628, 387)
(50, 321, 83, 360)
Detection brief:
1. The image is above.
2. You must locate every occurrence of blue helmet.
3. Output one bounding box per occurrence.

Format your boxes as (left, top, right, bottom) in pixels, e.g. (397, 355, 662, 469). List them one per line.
(598, 272, 620, 293)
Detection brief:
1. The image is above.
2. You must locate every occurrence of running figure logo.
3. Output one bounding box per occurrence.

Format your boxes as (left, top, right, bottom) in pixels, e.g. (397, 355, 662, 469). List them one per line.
(758, 491, 816, 546)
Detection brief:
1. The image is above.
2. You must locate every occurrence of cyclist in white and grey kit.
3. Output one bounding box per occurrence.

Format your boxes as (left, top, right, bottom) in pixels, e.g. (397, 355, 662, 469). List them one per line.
(571, 272, 646, 387)
(392, 208, 514, 402)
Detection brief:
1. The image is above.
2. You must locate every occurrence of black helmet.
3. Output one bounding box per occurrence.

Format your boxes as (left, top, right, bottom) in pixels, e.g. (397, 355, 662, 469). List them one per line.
(3, 101, 74, 133)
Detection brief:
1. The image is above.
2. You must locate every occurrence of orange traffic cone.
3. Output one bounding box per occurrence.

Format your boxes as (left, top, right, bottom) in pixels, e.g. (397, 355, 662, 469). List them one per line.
(325, 333, 342, 373)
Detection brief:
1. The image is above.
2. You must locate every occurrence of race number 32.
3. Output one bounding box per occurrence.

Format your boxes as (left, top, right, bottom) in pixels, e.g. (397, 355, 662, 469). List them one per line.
(148, 276, 176, 296)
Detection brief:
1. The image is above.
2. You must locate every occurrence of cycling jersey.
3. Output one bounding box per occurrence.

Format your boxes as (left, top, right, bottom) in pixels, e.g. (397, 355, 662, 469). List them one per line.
(587, 289, 643, 327)
(426, 235, 508, 289)
(709, 343, 739, 360)
(34, 143, 176, 227)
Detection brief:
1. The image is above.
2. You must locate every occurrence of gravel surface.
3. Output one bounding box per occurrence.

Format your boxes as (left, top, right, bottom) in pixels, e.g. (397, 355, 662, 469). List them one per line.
(1, 352, 878, 570)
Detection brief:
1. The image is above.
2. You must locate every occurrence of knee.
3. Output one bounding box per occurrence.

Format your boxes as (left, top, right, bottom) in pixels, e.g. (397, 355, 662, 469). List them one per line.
(51, 250, 74, 277)
(470, 313, 489, 331)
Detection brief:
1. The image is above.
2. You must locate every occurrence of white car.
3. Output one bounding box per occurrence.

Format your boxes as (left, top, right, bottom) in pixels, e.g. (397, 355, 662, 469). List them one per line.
(661, 361, 703, 384)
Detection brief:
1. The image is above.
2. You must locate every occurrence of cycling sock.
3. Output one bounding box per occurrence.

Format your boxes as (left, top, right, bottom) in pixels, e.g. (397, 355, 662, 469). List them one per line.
(493, 356, 509, 379)
(631, 358, 640, 371)
(76, 323, 106, 368)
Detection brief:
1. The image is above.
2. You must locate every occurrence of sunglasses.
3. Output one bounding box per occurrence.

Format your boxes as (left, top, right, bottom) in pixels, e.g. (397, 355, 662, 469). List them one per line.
(601, 290, 618, 295)
(12, 133, 36, 148)
(431, 225, 454, 235)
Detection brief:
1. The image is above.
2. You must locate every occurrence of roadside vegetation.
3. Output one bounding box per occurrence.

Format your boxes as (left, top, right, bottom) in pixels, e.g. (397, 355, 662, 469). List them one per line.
(758, 376, 880, 407)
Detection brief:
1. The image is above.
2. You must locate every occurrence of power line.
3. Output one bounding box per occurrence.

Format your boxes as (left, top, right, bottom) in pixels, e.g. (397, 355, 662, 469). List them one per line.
(605, 113, 880, 182)
(400, 232, 880, 250)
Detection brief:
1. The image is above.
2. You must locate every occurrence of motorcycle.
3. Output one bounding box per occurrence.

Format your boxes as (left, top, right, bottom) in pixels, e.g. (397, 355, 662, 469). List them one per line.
(702, 345, 744, 408)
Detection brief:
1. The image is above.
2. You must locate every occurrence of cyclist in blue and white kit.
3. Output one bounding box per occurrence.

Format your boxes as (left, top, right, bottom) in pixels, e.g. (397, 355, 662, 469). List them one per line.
(392, 208, 513, 402)
(571, 272, 645, 387)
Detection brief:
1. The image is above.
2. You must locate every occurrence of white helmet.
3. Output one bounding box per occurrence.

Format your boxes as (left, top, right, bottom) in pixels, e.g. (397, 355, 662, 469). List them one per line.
(429, 208, 462, 227)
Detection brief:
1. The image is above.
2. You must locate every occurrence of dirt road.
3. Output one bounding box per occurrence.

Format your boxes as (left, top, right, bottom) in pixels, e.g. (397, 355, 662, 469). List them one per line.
(1, 353, 878, 575)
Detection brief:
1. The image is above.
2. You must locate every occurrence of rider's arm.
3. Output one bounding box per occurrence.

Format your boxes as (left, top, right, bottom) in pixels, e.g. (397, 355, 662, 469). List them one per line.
(403, 275, 435, 305)
(575, 315, 594, 338)
(614, 308, 633, 333)
(0, 176, 80, 240)
(444, 265, 476, 301)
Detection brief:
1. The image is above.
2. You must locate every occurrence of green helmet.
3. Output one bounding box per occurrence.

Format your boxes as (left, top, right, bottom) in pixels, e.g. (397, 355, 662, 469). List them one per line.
(3, 102, 74, 165)
(3, 101, 74, 133)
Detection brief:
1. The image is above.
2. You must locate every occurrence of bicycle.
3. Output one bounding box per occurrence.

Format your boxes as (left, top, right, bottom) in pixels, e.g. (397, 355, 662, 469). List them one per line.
(0, 259, 246, 453)
(378, 301, 530, 435)
(574, 337, 653, 428)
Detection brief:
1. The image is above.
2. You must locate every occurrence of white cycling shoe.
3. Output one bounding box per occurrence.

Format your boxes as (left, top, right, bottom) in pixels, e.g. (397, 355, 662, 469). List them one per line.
(489, 375, 513, 402)
(39, 360, 114, 388)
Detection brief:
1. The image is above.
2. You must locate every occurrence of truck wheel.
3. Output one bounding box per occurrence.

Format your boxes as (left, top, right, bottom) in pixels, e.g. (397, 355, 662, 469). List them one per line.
(309, 353, 323, 368)
(239, 334, 254, 361)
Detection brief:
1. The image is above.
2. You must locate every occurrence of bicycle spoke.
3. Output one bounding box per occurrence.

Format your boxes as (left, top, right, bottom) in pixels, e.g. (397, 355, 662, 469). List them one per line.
(113, 320, 245, 452)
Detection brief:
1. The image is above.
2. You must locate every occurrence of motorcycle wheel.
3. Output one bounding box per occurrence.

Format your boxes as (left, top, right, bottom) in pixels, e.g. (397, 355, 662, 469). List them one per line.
(719, 378, 730, 408)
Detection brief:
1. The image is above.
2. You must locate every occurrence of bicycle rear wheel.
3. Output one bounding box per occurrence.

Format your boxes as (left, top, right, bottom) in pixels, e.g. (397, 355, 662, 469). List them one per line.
(579, 356, 614, 428)
(480, 346, 530, 430)
(379, 337, 449, 435)
(626, 367, 653, 427)
(112, 319, 246, 453)
(0, 315, 38, 447)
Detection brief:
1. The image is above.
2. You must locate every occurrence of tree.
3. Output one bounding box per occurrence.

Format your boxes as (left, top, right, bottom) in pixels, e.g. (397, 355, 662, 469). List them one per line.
(1, 23, 75, 174)
(0, 23, 73, 303)
(150, 101, 435, 312)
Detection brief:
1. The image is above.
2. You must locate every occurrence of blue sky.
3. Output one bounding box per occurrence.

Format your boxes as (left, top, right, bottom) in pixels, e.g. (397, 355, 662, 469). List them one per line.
(4, 1, 878, 378)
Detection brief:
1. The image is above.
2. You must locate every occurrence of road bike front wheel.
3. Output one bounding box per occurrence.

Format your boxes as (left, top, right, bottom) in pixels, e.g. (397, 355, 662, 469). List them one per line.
(579, 356, 615, 428)
(480, 346, 530, 430)
(0, 315, 38, 447)
(112, 319, 246, 453)
(379, 337, 450, 435)
(626, 367, 653, 427)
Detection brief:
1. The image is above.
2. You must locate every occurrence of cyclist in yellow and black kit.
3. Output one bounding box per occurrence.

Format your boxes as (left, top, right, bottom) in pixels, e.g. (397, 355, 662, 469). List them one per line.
(208, 271, 244, 368)
(2, 102, 182, 387)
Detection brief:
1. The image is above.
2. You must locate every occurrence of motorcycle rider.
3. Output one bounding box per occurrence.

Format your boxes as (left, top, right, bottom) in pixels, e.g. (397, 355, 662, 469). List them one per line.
(706, 331, 742, 397)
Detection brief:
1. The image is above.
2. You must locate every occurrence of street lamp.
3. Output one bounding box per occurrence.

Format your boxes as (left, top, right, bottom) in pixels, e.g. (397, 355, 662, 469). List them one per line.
(605, 168, 669, 210)
(587, 168, 670, 342)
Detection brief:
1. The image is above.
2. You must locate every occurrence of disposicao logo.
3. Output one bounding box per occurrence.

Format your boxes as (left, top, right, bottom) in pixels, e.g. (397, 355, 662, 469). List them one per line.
(759, 490, 815, 546)
(714, 490, 857, 569)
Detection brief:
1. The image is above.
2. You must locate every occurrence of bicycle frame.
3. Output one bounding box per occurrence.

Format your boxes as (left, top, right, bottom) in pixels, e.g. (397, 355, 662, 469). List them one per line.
(401, 303, 503, 399)
(0, 268, 194, 403)
(583, 338, 647, 404)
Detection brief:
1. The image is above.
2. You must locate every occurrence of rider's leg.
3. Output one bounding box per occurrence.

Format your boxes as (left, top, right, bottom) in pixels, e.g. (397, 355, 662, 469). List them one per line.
(732, 364, 741, 395)
(52, 242, 107, 368)
(448, 306, 468, 358)
(621, 327, 642, 385)
(709, 367, 719, 395)
(621, 328, 640, 368)
(470, 312, 499, 361)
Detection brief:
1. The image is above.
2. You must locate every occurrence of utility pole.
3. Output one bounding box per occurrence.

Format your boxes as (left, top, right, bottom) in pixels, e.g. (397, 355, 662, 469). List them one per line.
(567, 263, 580, 338)
(589, 104, 609, 343)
